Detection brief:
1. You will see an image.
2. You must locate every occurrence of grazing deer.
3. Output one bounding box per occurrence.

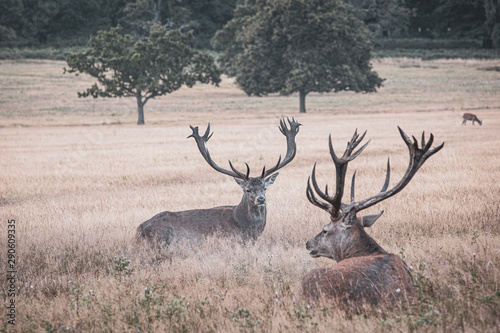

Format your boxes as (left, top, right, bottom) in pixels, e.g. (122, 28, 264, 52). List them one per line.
(137, 118, 301, 245)
(462, 113, 482, 126)
(297, 127, 444, 309)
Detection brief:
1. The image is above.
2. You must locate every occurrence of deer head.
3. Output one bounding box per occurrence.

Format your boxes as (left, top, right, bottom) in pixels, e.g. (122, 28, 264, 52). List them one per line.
(188, 117, 301, 208)
(306, 127, 444, 262)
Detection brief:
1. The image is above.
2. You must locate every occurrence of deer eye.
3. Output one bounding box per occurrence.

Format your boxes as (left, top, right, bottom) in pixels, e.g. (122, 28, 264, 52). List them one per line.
(322, 229, 328, 235)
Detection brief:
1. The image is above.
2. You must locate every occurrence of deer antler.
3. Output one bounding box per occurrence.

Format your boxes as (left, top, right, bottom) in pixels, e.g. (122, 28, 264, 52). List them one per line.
(260, 117, 301, 178)
(351, 127, 444, 212)
(188, 123, 250, 179)
(306, 129, 370, 218)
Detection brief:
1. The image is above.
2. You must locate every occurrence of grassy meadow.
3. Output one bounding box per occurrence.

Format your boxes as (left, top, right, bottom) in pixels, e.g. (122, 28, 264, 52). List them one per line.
(1, 58, 500, 332)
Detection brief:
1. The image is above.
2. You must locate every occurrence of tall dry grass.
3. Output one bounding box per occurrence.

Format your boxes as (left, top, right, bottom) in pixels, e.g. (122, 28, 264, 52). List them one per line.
(1, 58, 499, 332)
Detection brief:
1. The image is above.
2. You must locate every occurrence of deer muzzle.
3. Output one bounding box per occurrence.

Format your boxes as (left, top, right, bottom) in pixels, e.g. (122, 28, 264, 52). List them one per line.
(256, 196, 266, 206)
(306, 239, 320, 257)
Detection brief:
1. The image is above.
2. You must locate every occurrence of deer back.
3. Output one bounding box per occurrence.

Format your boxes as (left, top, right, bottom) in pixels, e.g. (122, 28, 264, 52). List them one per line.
(297, 254, 414, 307)
(463, 112, 476, 120)
(137, 206, 240, 245)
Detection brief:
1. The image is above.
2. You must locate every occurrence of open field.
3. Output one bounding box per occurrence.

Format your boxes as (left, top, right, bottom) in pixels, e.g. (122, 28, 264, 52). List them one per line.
(1, 59, 500, 332)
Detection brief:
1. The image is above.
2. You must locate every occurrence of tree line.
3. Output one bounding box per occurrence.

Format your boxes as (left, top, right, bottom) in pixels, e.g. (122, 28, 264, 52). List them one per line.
(1, 0, 499, 49)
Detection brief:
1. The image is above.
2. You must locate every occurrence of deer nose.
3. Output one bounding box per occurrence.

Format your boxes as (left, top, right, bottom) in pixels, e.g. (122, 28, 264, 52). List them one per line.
(256, 196, 266, 205)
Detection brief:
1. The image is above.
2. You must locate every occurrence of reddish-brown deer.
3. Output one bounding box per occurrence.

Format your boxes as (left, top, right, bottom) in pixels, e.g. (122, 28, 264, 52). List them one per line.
(462, 113, 482, 126)
(137, 118, 301, 245)
(297, 127, 444, 309)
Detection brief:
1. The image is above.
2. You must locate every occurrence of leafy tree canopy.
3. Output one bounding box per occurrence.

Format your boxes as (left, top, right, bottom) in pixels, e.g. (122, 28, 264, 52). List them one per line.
(0, 0, 24, 42)
(212, 0, 383, 113)
(121, 0, 237, 48)
(65, 24, 221, 124)
(345, 0, 411, 38)
(2, 0, 498, 50)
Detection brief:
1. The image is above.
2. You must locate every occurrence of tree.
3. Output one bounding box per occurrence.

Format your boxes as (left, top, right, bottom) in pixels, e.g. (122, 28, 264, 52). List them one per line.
(0, 0, 24, 42)
(407, 0, 499, 49)
(122, 0, 190, 35)
(121, 0, 237, 48)
(345, 0, 411, 38)
(479, 0, 500, 48)
(65, 24, 221, 124)
(182, 0, 238, 48)
(212, 0, 383, 113)
(426, 0, 485, 41)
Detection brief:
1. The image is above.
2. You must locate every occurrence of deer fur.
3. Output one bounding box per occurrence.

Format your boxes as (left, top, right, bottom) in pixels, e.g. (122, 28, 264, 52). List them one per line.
(298, 254, 414, 308)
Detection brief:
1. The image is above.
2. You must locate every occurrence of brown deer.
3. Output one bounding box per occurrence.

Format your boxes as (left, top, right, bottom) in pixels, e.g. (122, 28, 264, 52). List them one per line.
(462, 113, 482, 126)
(137, 118, 301, 245)
(297, 127, 444, 309)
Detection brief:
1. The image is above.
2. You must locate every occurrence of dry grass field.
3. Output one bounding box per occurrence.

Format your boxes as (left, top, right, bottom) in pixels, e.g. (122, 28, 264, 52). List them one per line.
(1, 58, 500, 332)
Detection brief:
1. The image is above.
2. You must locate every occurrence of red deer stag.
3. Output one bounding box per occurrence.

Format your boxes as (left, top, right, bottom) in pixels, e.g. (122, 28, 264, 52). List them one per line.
(297, 127, 443, 309)
(462, 113, 482, 126)
(137, 118, 301, 245)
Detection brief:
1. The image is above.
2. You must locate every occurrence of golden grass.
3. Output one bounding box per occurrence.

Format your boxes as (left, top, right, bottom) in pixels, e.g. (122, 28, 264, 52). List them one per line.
(1, 58, 500, 332)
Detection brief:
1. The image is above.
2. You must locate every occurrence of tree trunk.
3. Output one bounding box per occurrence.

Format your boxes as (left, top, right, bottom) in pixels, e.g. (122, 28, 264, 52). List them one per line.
(299, 90, 307, 113)
(137, 94, 145, 125)
(152, 0, 162, 24)
(482, 0, 500, 49)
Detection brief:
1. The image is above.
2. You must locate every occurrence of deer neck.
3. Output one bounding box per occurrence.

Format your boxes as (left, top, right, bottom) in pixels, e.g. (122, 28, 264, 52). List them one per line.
(337, 223, 387, 261)
(233, 195, 267, 239)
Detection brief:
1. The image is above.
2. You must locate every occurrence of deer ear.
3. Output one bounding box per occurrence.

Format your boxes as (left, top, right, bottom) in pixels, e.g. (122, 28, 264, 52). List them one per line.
(264, 173, 279, 188)
(234, 177, 245, 189)
(361, 211, 384, 228)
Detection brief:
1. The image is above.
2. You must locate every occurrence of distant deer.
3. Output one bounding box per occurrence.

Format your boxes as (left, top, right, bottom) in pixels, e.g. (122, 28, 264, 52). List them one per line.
(137, 118, 301, 245)
(462, 113, 482, 126)
(297, 127, 444, 308)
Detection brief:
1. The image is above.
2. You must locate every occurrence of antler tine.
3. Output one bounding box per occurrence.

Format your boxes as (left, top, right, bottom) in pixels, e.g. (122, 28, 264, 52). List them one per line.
(203, 123, 214, 141)
(228, 160, 250, 179)
(328, 133, 341, 163)
(306, 177, 333, 214)
(327, 130, 370, 216)
(425, 134, 444, 158)
(188, 123, 250, 180)
(261, 154, 281, 178)
(346, 139, 371, 162)
(329, 132, 370, 164)
(351, 159, 390, 205)
(380, 158, 391, 193)
(343, 129, 367, 157)
(354, 127, 444, 212)
(260, 164, 266, 179)
(350, 170, 357, 203)
(310, 163, 334, 202)
(422, 133, 434, 154)
(262, 117, 301, 178)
